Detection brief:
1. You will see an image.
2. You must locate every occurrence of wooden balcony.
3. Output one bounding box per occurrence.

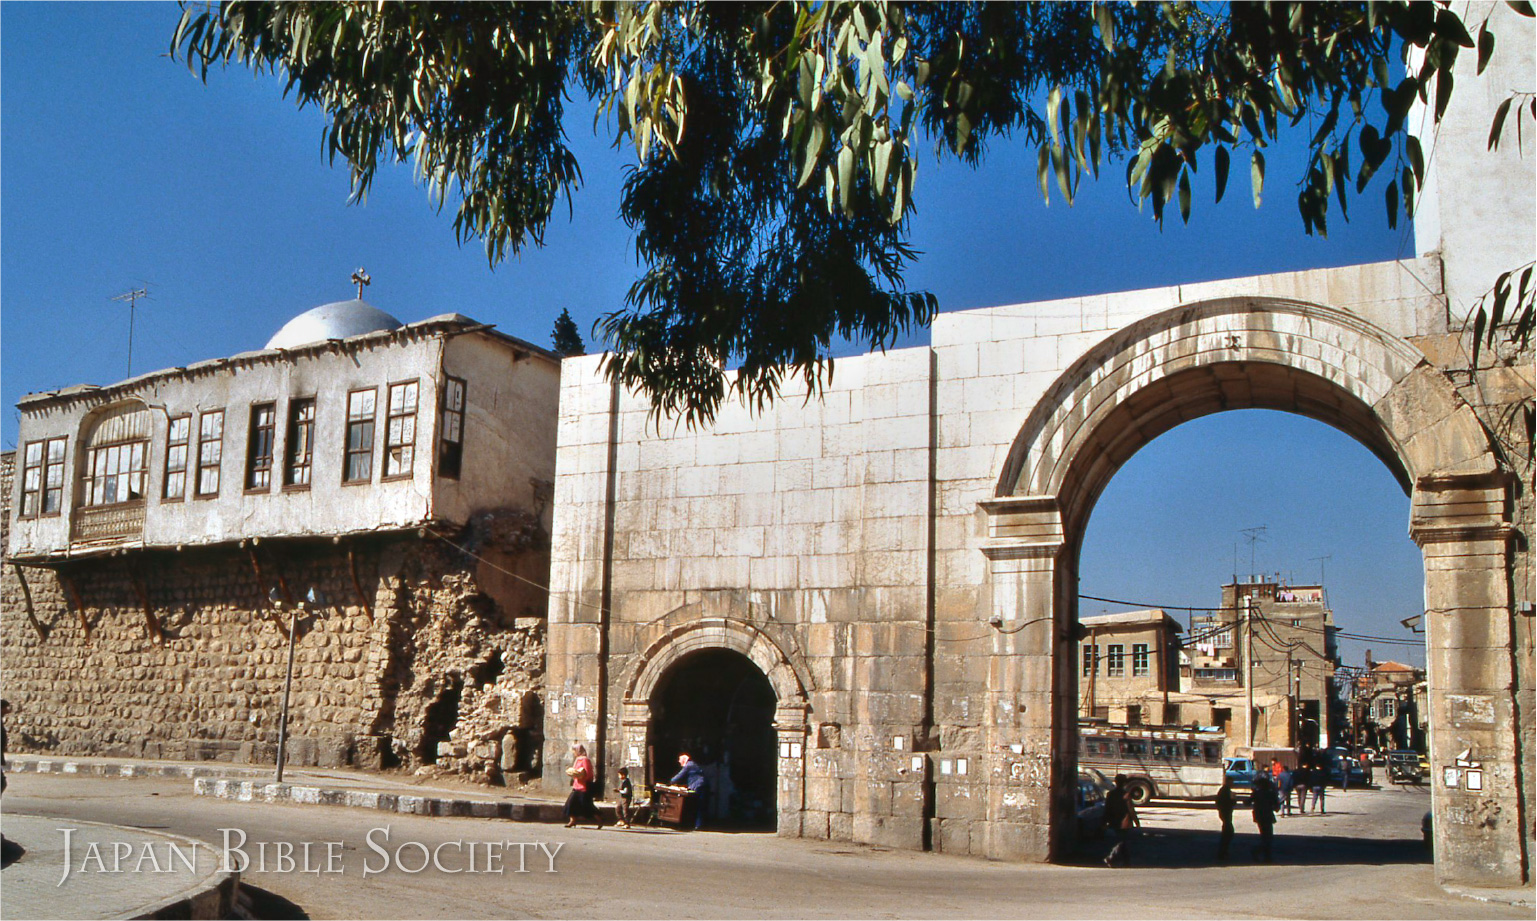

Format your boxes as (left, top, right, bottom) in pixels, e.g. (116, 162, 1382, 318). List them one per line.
(71, 501, 145, 545)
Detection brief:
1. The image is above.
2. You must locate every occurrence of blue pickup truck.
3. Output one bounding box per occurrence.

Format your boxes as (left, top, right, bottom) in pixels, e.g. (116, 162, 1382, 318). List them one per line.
(1223, 756, 1259, 796)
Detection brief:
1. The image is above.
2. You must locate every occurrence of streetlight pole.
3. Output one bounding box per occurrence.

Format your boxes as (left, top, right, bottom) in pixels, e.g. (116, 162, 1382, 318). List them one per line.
(271, 587, 325, 784)
(276, 604, 298, 783)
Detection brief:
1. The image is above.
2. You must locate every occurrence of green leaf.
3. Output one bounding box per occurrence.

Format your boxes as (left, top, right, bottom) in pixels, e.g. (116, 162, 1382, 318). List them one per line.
(1047, 85, 1063, 148)
(1477, 23, 1495, 75)
(837, 143, 855, 211)
(1490, 97, 1513, 150)
(1435, 67, 1455, 122)
(1178, 168, 1191, 223)
(1385, 177, 1399, 230)
(1508, 0, 1535, 15)
(1405, 134, 1425, 183)
(1038, 145, 1052, 203)
(1251, 150, 1265, 208)
(1214, 145, 1230, 204)
(874, 139, 895, 196)
(1434, 7, 1475, 48)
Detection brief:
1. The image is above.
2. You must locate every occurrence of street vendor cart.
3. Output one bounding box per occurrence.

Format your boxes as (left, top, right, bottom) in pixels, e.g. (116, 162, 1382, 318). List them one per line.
(651, 783, 694, 827)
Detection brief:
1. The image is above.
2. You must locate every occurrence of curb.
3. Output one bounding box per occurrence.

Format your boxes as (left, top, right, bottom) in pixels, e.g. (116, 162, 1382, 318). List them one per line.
(193, 778, 567, 822)
(1442, 884, 1536, 909)
(6, 757, 243, 780)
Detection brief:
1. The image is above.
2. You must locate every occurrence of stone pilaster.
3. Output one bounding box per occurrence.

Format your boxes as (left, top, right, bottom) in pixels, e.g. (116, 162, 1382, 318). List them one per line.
(1411, 473, 1527, 887)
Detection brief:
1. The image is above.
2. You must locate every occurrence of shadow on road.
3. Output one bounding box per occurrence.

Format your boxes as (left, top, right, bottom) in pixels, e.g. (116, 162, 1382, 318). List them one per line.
(239, 884, 312, 920)
(1068, 825, 1432, 869)
(1, 835, 25, 868)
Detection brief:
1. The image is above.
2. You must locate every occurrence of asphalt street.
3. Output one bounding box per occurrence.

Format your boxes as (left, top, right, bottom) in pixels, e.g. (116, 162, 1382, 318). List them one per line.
(2, 773, 1525, 920)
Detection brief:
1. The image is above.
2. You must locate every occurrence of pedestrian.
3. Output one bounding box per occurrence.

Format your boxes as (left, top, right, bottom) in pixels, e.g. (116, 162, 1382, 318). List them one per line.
(1103, 774, 1141, 867)
(1215, 777, 1236, 863)
(0, 699, 10, 797)
(1291, 762, 1310, 814)
(1270, 758, 1283, 783)
(563, 743, 602, 829)
(1250, 774, 1279, 862)
(670, 752, 708, 829)
(1309, 758, 1327, 814)
(615, 766, 635, 828)
(1276, 764, 1294, 817)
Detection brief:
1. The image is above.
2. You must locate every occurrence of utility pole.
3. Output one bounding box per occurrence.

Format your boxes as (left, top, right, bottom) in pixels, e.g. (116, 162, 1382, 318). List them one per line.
(110, 287, 150, 379)
(1086, 626, 1099, 719)
(1290, 657, 1300, 747)
(1244, 595, 1256, 748)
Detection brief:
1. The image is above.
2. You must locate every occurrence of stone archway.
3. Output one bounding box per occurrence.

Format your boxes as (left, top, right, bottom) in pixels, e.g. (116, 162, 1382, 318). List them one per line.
(981, 297, 1522, 887)
(621, 617, 812, 836)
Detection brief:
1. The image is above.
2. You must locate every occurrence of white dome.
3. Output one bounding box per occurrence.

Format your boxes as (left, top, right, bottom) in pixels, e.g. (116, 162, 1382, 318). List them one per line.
(265, 299, 403, 350)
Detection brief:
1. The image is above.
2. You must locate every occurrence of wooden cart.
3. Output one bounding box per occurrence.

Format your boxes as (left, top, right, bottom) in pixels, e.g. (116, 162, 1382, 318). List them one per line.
(651, 783, 693, 826)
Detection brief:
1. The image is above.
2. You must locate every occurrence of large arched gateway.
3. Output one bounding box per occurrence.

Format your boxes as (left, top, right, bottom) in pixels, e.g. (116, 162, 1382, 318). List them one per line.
(545, 9, 1530, 890)
(981, 297, 1522, 884)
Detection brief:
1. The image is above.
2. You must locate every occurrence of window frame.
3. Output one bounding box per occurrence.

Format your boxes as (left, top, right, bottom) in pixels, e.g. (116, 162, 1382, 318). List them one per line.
(1081, 643, 1097, 677)
(382, 378, 419, 481)
(1106, 644, 1125, 678)
(163, 415, 191, 502)
(81, 438, 149, 508)
(245, 402, 277, 493)
(1132, 643, 1150, 677)
(194, 409, 225, 499)
(19, 436, 67, 519)
(437, 375, 466, 480)
(283, 397, 316, 490)
(342, 388, 377, 485)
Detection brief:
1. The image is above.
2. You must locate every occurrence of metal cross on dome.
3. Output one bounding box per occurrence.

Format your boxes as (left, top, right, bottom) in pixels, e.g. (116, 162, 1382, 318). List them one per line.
(351, 268, 372, 299)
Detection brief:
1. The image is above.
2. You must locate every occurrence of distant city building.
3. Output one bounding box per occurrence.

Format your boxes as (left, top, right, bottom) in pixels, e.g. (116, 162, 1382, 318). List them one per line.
(1178, 578, 1340, 751)
(1077, 609, 1182, 725)
(1354, 659, 1427, 752)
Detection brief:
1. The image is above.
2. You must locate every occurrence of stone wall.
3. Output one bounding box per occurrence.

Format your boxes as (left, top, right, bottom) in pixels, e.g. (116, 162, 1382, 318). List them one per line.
(1, 456, 549, 782)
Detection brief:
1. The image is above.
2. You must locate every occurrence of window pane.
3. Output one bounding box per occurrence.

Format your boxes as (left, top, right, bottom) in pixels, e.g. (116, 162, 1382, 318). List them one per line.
(47, 439, 65, 462)
(25, 442, 42, 464)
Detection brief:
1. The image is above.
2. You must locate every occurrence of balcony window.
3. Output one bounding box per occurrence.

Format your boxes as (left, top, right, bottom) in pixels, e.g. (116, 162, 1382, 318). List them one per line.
(163, 415, 190, 500)
(438, 376, 465, 480)
(384, 380, 418, 478)
(83, 441, 146, 506)
(284, 398, 315, 488)
(245, 403, 276, 491)
(344, 389, 377, 483)
(196, 410, 224, 497)
(19, 436, 66, 517)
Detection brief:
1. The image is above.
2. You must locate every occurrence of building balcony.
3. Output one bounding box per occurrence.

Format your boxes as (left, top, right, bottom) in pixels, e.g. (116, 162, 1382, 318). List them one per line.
(70, 501, 145, 545)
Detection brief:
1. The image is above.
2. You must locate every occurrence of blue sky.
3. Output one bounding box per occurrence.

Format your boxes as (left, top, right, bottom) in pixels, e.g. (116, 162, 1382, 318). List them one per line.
(1, 4, 1426, 665)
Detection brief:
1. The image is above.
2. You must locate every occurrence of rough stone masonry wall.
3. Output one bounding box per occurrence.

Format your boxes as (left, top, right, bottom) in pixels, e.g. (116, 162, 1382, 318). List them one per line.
(1, 458, 548, 782)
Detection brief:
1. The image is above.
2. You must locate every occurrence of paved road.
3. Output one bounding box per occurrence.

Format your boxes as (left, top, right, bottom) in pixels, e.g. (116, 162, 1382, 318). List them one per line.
(3, 773, 1524, 920)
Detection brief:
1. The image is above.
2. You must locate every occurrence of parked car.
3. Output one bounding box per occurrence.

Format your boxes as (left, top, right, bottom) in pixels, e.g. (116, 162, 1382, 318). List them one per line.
(1388, 750, 1425, 784)
(1076, 769, 1113, 839)
(1325, 748, 1372, 787)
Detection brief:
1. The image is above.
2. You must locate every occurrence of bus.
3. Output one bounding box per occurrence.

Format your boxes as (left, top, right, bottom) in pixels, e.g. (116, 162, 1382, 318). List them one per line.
(1078, 726, 1227, 804)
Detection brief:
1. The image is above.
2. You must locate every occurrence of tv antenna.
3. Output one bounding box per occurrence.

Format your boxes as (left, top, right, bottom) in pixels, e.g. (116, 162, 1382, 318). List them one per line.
(110, 286, 150, 379)
(1239, 526, 1268, 578)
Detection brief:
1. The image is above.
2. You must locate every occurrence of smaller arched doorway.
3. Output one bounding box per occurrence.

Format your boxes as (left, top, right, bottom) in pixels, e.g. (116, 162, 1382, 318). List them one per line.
(650, 649, 778, 829)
